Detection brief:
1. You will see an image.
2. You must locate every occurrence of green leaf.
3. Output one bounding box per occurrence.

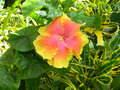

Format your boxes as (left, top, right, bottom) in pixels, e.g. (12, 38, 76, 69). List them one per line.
(110, 31, 120, 50)
(45, 0, 60, 8)
(110, 13, 120, 23)
(93, 79, 110, 90)
(17, 26, 39, 41)
(104, 43, 113, 57)
(22, 0, 62, 18)
(15, 51, 51, 79)
(114, 2, 120, 12)
(52, 67, 70, 76)
(25, 77, 40, 90)
(92, 14, 101, 30)
(97, 59, 118, 75)
(65, 87, 72, 90)
(67, 10, 95, 27)
(67, 11, 102, 29)
(47, 8, 62, 18)
(30, 11, 46, 25)
(8, 26, 39, 52)
(0, 66, 20, 90)
(22, 0, 45, 17)
(0, 48, 15, 66)
(96, 75, 113, 85)
(111, 74, 120, 90)
(81, 44, 89, 65)
(61, 0, 74, 12)
(8, 34, 33, 52)
(14, 51, 29, 70)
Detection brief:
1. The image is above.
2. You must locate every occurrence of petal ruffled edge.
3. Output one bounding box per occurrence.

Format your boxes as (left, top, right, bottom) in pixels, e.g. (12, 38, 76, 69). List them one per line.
(38, 26, 50, 36)
(61, 14, 81, 37)
(64, 35, 82, 56)
(47, 41, 73, 68)
(78, 32, 89, 56)
(33, 36, 58, 60)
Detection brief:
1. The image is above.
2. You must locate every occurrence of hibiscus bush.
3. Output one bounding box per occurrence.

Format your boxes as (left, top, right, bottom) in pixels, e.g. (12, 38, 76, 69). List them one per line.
(0, 0, 120, 90)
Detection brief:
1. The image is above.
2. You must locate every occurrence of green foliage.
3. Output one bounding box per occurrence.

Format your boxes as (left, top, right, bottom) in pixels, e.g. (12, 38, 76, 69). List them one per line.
(0, 48, 15, 65)
(15, 51, 51, 79)
(25, 77, 40, 90)
(0, 66, 20, 90)
(67, 10, 96, 27)
(8, 26, 39, 52)
(111, 74, 120, 90)
(0, 0, 120, 90)
(22, 0, 62, 19)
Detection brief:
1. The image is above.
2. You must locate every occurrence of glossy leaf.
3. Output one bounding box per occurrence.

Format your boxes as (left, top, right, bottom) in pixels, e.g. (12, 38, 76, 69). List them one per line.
(97, 59, 118, 75)
(0, 48, 15, 65)
(22, 0, 45, 17)
(67, 10, 95, 27)
(22, 0, 62, 18)
(0, 66, 20, 90)
(15, 51, 51, 79)
(9, 34, 33, 52)
(8, 26, 39, 52)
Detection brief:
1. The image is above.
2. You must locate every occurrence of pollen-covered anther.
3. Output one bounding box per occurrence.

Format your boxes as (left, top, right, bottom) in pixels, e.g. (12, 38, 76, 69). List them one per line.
(58, 36, 63, 41)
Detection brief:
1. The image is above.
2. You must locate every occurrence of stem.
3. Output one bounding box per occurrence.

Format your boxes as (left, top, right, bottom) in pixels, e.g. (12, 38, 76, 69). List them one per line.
(2, 0, 22, 31)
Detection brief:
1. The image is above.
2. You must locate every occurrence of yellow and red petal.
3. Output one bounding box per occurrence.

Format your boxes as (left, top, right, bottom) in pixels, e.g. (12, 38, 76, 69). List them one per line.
(38, 26, 50, 36)
(48, 41, 72, 68)
(80, 32, 89, 47)
(64, 32, 88, 60)
(61, 14, 81, 37)
(64, 35, 82, 55)
(79, 32, 89, 54)
(47, 17, 65, 35)
(40, 14, 82, 37)
(33, 35, 58, 60)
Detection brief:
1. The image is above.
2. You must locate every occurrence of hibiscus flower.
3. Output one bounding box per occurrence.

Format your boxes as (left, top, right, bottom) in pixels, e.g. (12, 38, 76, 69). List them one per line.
(33, 14, 88, 68)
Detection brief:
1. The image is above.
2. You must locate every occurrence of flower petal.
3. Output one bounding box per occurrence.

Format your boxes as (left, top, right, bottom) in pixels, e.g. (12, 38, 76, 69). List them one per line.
(61, 14, 81, 37)
(80, 32, 89, 48)
(40, 14, 83, 37)
(64, 35, 82, 55)
(38, 26, 50, 36)
(48, 41, 72, 68)
(33, 36, 58, 59)
(47, 17, 64, 35)
(65, 32, 88, 54)
(64, 32, 88, 60)
(78, 32, 89, 58)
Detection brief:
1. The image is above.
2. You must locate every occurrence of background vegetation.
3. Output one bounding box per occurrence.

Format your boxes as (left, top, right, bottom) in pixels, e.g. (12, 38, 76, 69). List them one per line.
(0, 0, 120, 90)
